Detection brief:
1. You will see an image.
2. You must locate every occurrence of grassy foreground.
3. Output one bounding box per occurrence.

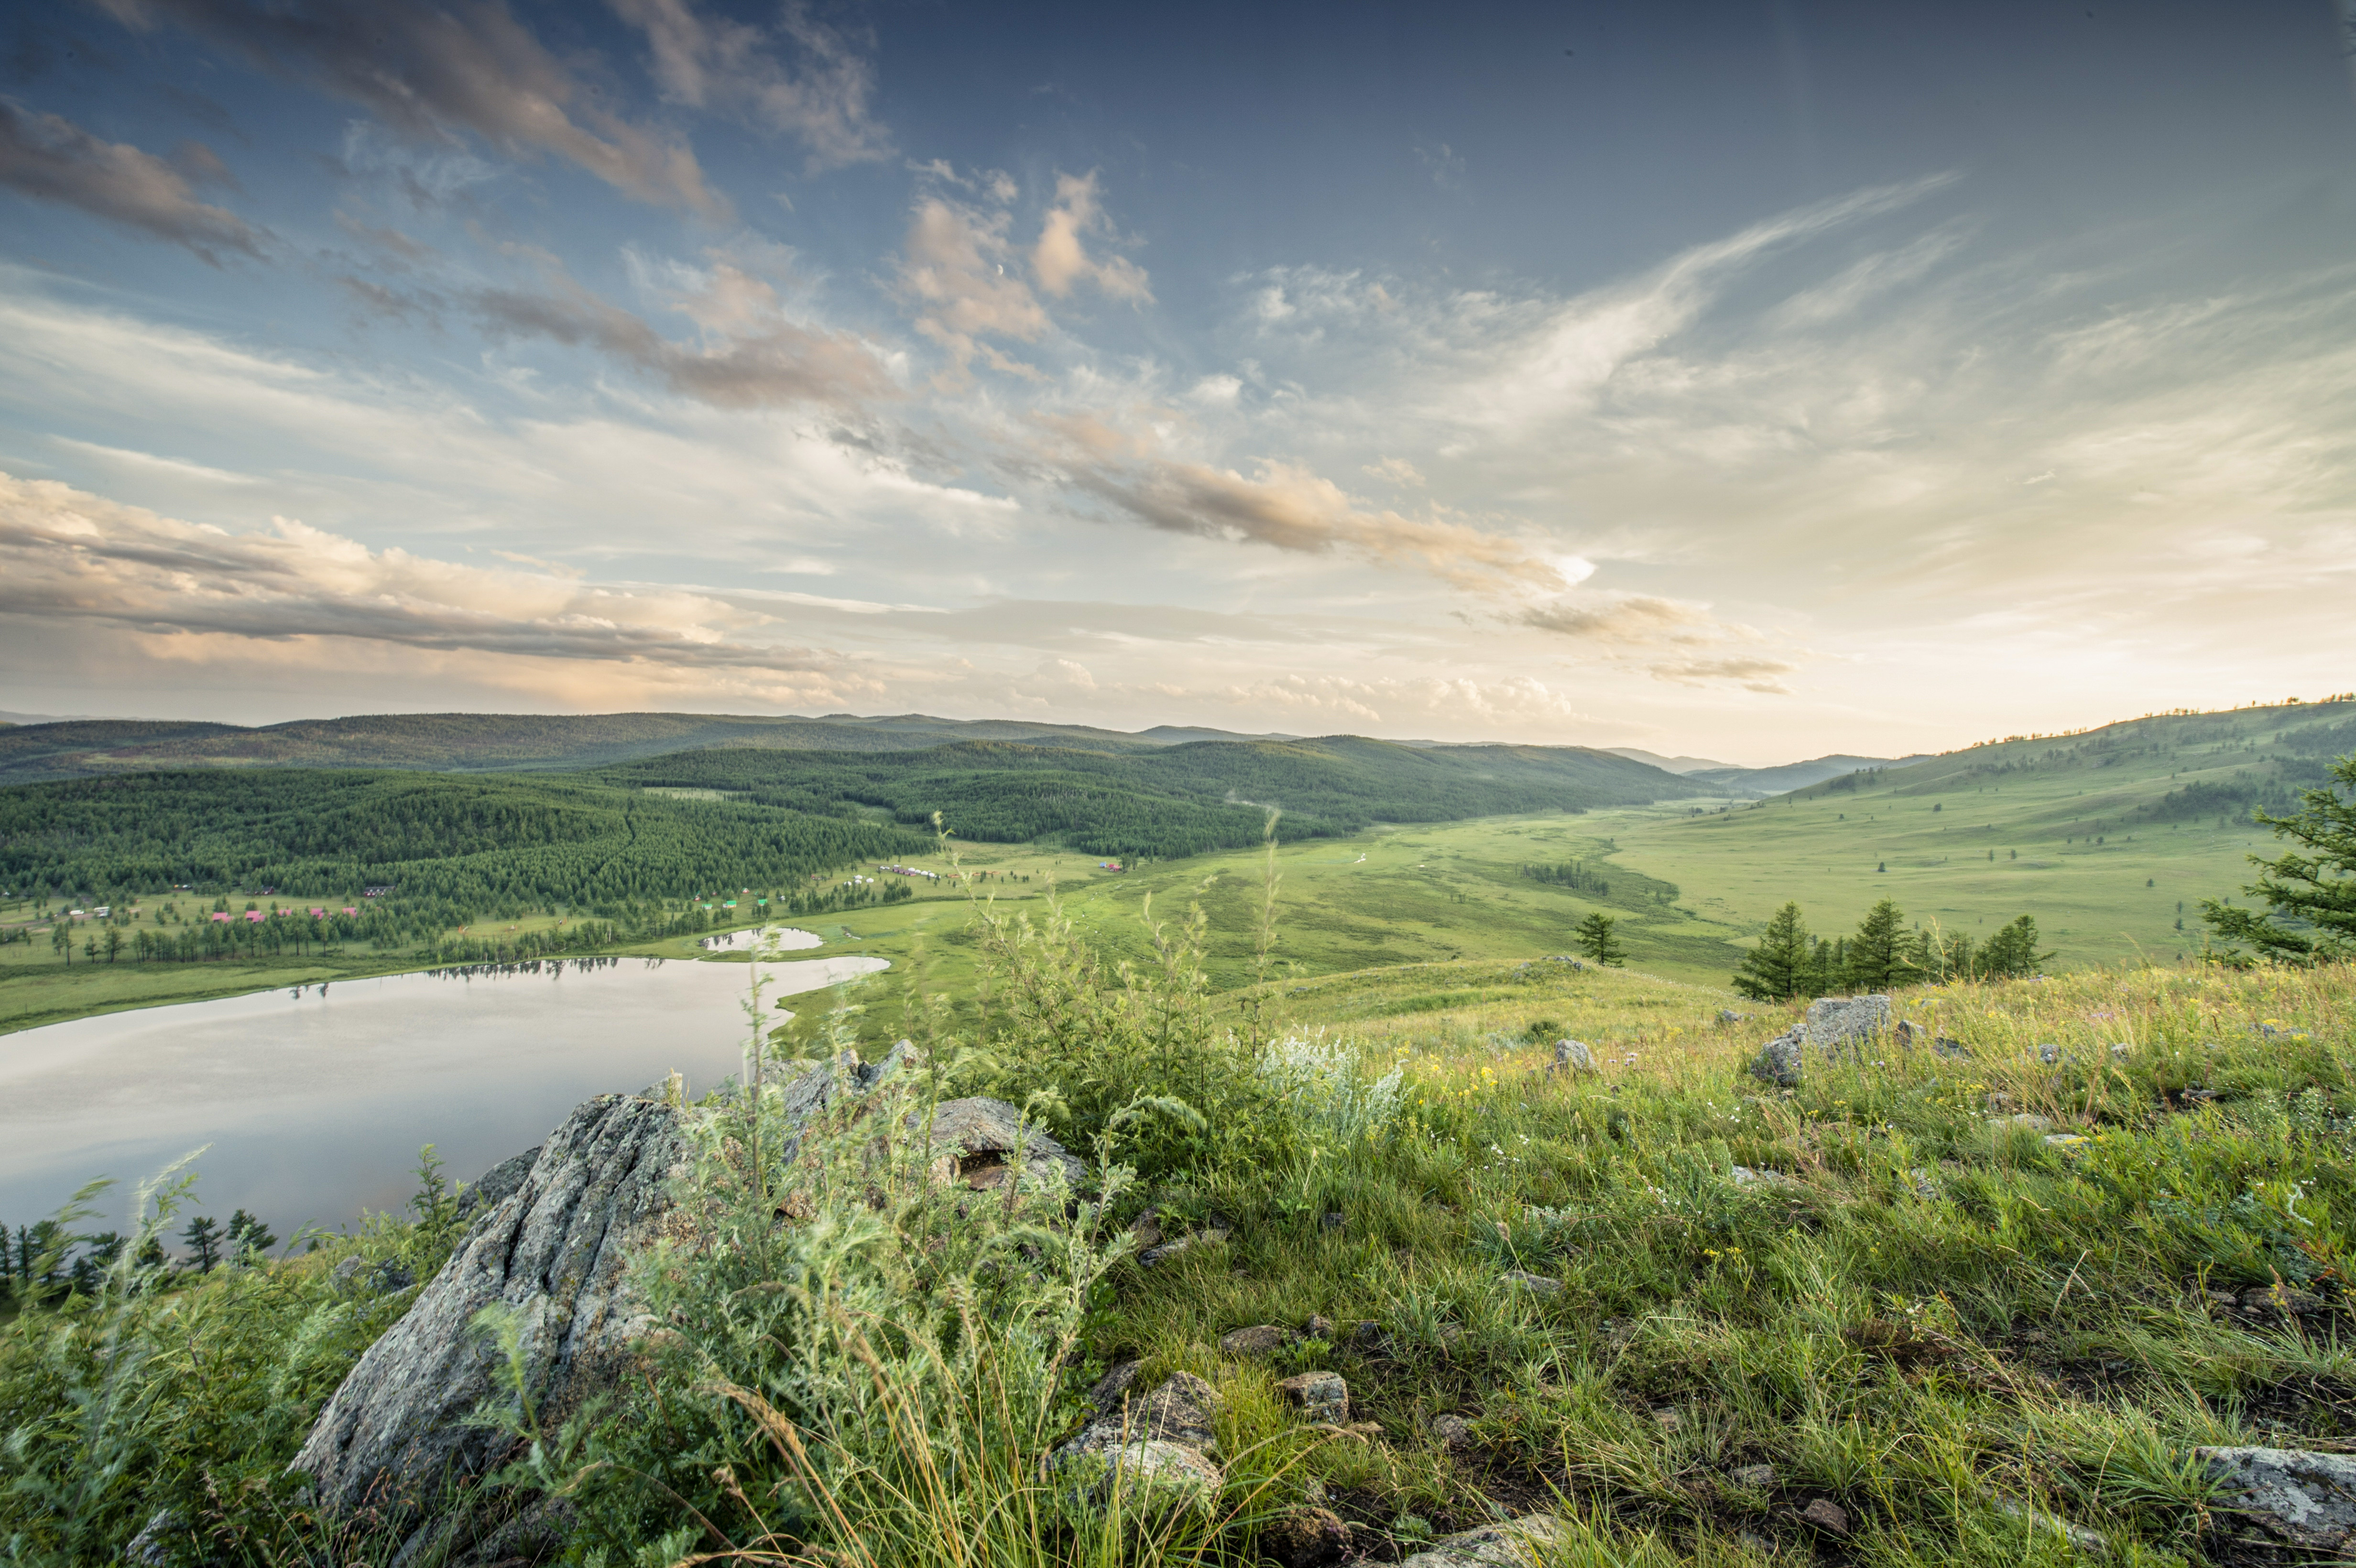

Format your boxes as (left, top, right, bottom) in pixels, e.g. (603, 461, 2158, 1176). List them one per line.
(6, 886, 2354, 1565)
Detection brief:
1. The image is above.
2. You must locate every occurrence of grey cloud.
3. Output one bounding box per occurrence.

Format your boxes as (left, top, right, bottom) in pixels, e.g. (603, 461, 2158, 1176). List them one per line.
(471, 270, 891, 408)
(1519, 594, 1708, 643)
(91, 0, 728, 218)
(0, 98, 262, 261)
(0, 468, 860, 678)
(610, 0, 890, 171)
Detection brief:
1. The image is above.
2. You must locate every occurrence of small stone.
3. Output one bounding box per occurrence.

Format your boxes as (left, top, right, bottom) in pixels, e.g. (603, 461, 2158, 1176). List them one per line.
(2044, 1133, 2089, 1150)
(1797, 1498, 1850, 1536)
(2206, 1290, 2239, 1311)
(2242, 1283, 2327, 1317)
(1430, 1413, 1473, 1449)
(1988, 1113, 2054, 1134)
(1394, 1514, 1569, 1568)
(1320, 1210, 1346, 1233)
(1718, 1008, 1747, 1025)
(1995, 1498, 2107, 1554)
(1895, 1018, 1924, 1047)
(1278, 1371, 1351, 1425)
(1933, 1034, 1971, 1059)
(1351, 1319, 1387, 1351)
(1736, 1530, 1775, 1554)
(1730, 1164, 1797, 1187)
(1129, 1209, 1165, 1250)
(1263, 1505, 1351, 1568)
(1343, 1420, 1385, 1440)
(1650, 1407, 1682, 1434)
(1139, 1226, 1230, 1268)
(1498, 1269, 1563, 1298)
(1730, 1463, 1776, 1489)
(1219, 1323, 1294, 1358)
(1085, 1359, 1143, 1412)
(2038, 1042, 2062, 1064)
(1907, 1167, 1940, 1199)
(1304, 1314, 1334, 1341)
(1552, 1038, 1596, 1075)
(2109, 1043, 2131, 1057)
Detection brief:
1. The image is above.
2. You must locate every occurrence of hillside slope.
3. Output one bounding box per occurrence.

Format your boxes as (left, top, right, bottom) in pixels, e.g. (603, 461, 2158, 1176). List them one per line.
(0, 711, 1201, 785)
(1599, 699, 2356, 969)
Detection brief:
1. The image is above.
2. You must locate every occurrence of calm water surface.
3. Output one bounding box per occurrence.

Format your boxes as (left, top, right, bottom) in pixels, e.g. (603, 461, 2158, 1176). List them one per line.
(0, 953, 888, 1234)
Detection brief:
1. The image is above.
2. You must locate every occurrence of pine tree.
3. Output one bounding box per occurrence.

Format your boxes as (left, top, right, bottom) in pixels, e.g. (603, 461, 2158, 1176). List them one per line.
(181, 1215, 222, 1273)
(225, 1209, 278, 1259)
(2202, 751, 2356, 966)
(1574, 911, 1626, 967)
(1978, 915, 2053, 978)
(1845, 899, 1918, 991)
(1732, 902, 1813, 1000)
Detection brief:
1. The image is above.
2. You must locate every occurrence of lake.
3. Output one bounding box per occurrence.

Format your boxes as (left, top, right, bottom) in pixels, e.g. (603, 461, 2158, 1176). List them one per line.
(0, 952, 888, 1238)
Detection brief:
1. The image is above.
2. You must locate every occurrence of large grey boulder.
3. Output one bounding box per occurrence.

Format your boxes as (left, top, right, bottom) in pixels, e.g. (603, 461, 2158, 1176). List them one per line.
(293, 1093, 691, 1553)
(1396, 1514, 1569, 1567)
(1805, 995, 1891, 1056)
(1551, 1039, 1596, 1076)
(2198, 1446, 2356, 1552)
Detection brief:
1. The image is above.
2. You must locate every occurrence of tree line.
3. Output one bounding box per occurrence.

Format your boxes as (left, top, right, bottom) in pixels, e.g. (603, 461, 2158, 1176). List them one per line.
(1732, 898, 2053, 1001)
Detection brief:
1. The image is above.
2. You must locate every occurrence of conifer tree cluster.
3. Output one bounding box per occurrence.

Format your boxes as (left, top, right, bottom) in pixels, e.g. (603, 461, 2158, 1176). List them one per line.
(1732, 898, 2051, 1001)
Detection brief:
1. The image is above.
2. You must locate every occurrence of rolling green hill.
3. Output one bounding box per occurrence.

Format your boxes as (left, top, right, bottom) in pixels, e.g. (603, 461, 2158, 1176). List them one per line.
(595, 735, 1687, 857)
(1598, 698, 2356, 970)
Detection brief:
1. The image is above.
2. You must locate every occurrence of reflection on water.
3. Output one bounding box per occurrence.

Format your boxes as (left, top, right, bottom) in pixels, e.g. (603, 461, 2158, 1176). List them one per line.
(698, 925, 825, 953)
(0, 954, 888, 1234)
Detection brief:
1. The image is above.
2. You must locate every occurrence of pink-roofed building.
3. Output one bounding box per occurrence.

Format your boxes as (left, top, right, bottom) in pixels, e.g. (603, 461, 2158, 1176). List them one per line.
(342, 907, 357, 916)
(211, 912, 231, 923)
(309, 908, 326, 918)
(245, 911, 264, 923)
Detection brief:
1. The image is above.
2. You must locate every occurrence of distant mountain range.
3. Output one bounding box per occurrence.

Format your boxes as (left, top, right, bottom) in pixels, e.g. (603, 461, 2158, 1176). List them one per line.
(0, 708, 1919, 796)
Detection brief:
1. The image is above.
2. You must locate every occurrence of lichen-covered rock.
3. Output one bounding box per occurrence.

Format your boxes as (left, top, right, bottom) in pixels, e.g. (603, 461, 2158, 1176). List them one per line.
(1058, 1372, 1227, 1507)
(1551, 1038, 1595, 1075)
(1497, 1269, 1563, 1298)
(1277, 1371, 1349, 1425)
(1746, 1029, 1804, 1088)
(2197, 1447, 2356, 1551)
(1219, 1323, 1294, 1358)
(1396, 1514, 1569, 1568)
(1263, 1504, 1350, 1568)
(292, 1093, 692, 1553)
(454, 1145, 540, 1220)
(920, 1096, 1086, 1188)
(1804, 995, 1890, 1057)
(1139, 1226, 1230, 1267)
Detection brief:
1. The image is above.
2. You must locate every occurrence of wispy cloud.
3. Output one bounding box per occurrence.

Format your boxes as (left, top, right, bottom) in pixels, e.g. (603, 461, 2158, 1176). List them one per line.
(91, 0, 729, 218)
(0, 99, 262, 261)
(1031, 171, 1151, 301)
(611, 0, 892, 172)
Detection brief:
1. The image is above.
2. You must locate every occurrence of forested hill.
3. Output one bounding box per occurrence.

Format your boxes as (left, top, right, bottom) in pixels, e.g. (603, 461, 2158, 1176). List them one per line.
(596, 735, 1687, 856)
(0, 711, 1219, 785)
(1786, 699, 2356, 825)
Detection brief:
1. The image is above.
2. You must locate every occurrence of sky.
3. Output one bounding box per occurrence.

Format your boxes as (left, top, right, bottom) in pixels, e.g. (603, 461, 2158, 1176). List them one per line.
(0, 1, 2352, 765)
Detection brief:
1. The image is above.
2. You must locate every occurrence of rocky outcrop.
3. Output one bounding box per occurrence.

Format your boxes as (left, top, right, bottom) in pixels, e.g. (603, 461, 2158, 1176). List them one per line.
(1745, 1029, 1804, 1088)
(293, 1093, 690, 1555)
(293, 1043, 1045, 1557)
(454, 1145, 540, 1220)
(2198, 1446, 2356, 1552)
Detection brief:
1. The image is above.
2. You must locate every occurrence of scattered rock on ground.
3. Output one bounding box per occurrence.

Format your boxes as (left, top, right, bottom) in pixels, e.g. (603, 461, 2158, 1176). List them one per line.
(1305, 1314, 1334, 1340)
(1989, 1113, 2055, 1134)
(2044, 1133, 2089, 1150)
(1730, 1463, 1776, 1489)
(1430, 1413, 1473, 1449)
(2038, 1042, 2063, 1065)
(121, 1508, 187, 1568)
(1551, 1038, 1596, 1076)
(1264, 1505, 1351, 1568)
(1718, 1009, 1747, 1025)
(1320, 1210, 1346, 1233)
(2241, 1283, 2327, 1317)
(1129, 1210, 1164, 1250)
(1058, 1371, 1227, 1507)
(1797, 1498, 1851, 1536)
(1498, 1269, 1564, 1298)
(1933, 1034, 1971, 1059)
(1220, 1323, 1295, 1358)
(328, 1255, 416, 1296)
(1650, 1407, 1681, 1433)
(1995, 1498, 2107, 1554)
(2197, 1446, 2356, 1552)
(1805, 995, 1891, 1058)
(1139, 1226, 1231, 1268)
(1730, 1164, 1798, 1188)
(1746, 1029, 1804, 1088)
(1278, 1371, 1350, 1424)
(922, 1097, 1087, 1189)
(1396, 1514, 1569, 1568)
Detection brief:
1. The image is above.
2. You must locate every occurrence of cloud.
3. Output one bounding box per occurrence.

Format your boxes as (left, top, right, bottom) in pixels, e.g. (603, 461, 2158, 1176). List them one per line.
(91, 0, 728, 218)
(0, 468, 876, 684)
(1647, 655, 1795, 694)
(1032, 171, 1151, 302)
(1518, 593, 1708, 643)
(470, 259, 892, 408)
(0, 99, 262, 261)
(610, 0, 891, 171)
(896, 195, 1051, 378)
(1036, 425, 1567, 593)
(1414, 142, 1464, 190)
(1363, 456, 1424, 487)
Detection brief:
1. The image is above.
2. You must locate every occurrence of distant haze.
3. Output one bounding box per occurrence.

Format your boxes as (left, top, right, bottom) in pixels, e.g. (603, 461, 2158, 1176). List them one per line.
(0, 4, 2349, 763)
